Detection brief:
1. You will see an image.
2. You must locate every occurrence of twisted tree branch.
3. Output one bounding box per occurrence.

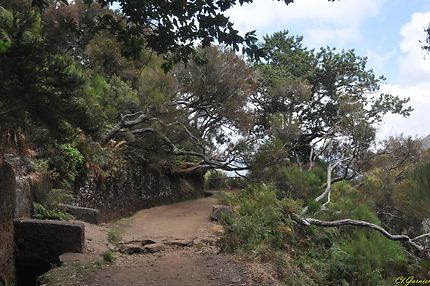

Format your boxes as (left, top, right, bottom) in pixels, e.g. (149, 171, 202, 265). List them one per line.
(294, 216, 426, 251)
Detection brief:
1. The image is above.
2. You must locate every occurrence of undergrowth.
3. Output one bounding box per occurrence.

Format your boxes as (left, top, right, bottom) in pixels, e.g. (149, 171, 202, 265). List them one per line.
(219, 184, 412, 285)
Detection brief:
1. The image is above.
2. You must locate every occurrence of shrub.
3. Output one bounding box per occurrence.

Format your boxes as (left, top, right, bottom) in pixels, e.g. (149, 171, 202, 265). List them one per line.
(219, 185, 294, 254)
(102, 250, 116, 263)
(225, 176, 248, 189)
(327, 232, 407, 285)
(107, 229, 122, 246)
(48, 143, 85, 188)
(32, 188, 73, 221)
(32, 202, 70, 221)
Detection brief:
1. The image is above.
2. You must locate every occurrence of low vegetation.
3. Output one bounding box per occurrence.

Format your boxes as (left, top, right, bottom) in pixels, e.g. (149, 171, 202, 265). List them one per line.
(107, 229, 122, 246)
(219, 182, 427, 285)
(38, 261, 105, 286)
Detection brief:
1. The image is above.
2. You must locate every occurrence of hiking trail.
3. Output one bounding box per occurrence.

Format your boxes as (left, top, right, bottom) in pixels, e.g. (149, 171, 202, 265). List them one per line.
(59, 193, 276, 286)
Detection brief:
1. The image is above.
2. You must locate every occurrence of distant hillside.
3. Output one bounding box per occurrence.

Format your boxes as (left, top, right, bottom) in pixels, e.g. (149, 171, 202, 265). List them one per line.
(422, 134, 430, 150)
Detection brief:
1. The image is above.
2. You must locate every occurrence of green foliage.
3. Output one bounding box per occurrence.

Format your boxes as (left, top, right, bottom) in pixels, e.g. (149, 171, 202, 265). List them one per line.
(138, 57, 177, 112)
(219, 177, 414, 285)
(38, 260, 103, 286)
(32, 187, 73, 220)
(391, 159, 430, 227)
(0, 39, 11, 53)
(34, 188, 73, 208)
(61, 143, 85, 166)
(286, 166, 325, 200)
(219, 185, 295, 254)
(0, 3, 426, 285)
(174, 46, 255, 142)
(251, 152, 325, 202)
(327, 233, 407, 285)
(102, 250, 116, 263)
(252, 31, 411, 164)
(0, 2, 103, 141)
(45, 142, 86, 188)
(250, 138, 290, 180)
(225, 176, 248, 189)
(32, 202, 70, 221)
(75, 0, 279, 70)
(107, 229, 122, 246)
(32, 158, 50, 173)
(100, 76, 139, 121)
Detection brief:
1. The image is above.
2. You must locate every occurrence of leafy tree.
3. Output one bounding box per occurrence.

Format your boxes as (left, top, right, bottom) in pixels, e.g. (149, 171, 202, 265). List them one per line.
(253, 31, 411, 163)
(0, 1, 102, 144)
(174, 46, 255, 145)
(248, 31, 412, 212)
(42, 0, 105, 57)
(32, 0, 341, 70)
(76, 0, 286, 70)
(103, 46, 257, 173)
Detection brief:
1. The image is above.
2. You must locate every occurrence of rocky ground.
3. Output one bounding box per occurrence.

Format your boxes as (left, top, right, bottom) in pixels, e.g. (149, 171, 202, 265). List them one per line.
(41, 192, 278, 286)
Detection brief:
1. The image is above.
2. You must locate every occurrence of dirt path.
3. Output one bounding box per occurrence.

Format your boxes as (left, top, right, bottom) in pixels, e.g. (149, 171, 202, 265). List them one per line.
(77, 194, 276, 286)
(113, 196, 221, 242)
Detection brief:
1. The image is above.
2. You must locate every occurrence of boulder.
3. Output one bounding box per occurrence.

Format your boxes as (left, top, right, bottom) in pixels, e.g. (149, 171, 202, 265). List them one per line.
(210, 205, 232, 221)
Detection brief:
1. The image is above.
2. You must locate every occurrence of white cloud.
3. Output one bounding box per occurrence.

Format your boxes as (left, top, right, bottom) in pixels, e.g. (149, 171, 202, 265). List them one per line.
(227, 0, 386, 47)
(307, 27, 361, 48)
(377, 12, 430, 139)
(378, 83, 430, 139)
(366, 50, 396, 72)
(397, 12, 430, 85)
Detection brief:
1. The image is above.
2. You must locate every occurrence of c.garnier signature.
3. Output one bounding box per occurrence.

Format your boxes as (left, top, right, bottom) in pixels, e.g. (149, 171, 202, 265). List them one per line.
(396, 276, 430, 286)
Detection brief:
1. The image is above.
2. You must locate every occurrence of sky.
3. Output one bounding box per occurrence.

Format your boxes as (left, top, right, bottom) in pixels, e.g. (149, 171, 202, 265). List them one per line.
(227, 0, 430, 140)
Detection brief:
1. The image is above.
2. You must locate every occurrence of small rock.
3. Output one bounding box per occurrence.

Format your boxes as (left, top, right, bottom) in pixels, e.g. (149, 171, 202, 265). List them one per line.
(118, 243, 143, 254)
(141, 239, 156, 245)
(193, 238, 202, 245)
(164, 239, 193, 247)
(143, 243, 165, 253)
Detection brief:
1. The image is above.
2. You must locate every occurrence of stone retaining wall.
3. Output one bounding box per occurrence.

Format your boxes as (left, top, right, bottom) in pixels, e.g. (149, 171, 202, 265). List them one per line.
(77, 162, 205, 222)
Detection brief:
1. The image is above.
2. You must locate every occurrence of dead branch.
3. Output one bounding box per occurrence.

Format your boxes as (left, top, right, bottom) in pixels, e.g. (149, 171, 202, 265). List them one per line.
(412, 232, 430, 241)
(294, 216, 426, 252)
(302, 155, 352, 214)
(131, 127, 250, 173)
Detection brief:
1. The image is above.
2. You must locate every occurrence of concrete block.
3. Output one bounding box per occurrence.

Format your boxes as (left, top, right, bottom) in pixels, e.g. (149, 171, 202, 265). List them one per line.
(14, 218, 85, 261)
(58, 204, 100, 224)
